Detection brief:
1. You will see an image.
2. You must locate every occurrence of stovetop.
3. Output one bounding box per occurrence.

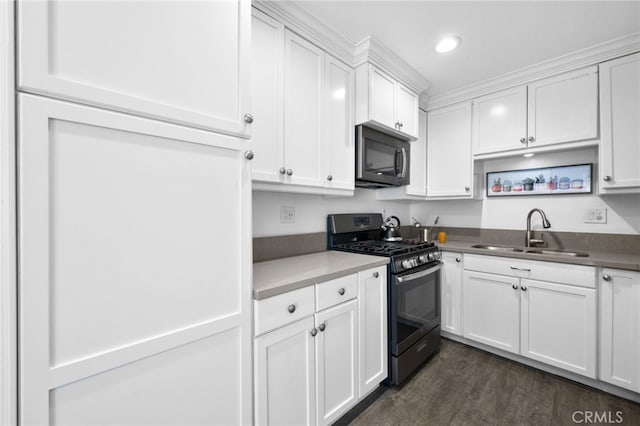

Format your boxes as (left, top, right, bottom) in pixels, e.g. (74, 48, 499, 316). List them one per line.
(332, 240, 436, 257)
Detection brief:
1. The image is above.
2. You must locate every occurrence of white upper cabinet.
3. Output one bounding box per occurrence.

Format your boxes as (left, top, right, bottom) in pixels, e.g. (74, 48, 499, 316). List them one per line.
(283, 30, 325, 188)
(17, 0, 252, 137)
(356, 64, 419, 139)
(473, 67, 598, 156)
(250, 10, 284, 184)
(599, 53, 640, 192)
(426, 102, 474, 198)
(324, 56, 355, 191)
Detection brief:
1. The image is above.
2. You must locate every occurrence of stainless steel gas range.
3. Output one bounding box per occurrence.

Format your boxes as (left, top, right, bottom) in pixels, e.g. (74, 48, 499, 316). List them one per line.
(327, 213, 442, 386)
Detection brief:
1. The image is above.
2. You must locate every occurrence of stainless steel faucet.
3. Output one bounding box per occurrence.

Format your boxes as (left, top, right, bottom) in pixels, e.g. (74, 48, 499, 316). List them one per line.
(526, 208, 551, 247)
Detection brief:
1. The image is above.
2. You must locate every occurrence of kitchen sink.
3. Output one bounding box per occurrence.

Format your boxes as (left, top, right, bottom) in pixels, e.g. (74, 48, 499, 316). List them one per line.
(470, 244, 525, 252)
(524, 249, 589, 257)
(470, 244, 589, 257)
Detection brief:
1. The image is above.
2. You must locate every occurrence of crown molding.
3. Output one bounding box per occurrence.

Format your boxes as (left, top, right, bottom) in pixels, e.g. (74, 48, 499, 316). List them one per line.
(252, 0, 354, 66)
(427, 32, 640, 111)
(353, 36, 430, 94)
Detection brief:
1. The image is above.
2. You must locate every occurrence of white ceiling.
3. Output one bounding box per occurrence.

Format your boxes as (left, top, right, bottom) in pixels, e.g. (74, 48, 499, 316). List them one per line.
(296, 0, 640, 96)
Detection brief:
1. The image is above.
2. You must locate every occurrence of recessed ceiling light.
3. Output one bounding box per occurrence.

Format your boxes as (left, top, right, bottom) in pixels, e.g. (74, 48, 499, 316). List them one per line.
(435, 36, 461, 53)
(523, 153, 535, 158)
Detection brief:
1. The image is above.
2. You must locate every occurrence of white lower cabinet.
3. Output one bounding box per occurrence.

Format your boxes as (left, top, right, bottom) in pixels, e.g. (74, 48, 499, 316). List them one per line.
(600, 268, 640, 392)
(254, 266, 387, 426)
(463, 254, 596, 378)
(441, 252, 463, 336)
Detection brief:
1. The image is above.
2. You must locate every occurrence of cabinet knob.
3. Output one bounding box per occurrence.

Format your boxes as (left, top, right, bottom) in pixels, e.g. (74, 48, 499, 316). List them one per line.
(310, 328, 318, 337)
(455, 257, 461, 263)
(520, 138, 527, 144)
(528, 136, 535, 143)
(244, 150, 254, 160)
(338, 288, 345, 296)
(286, 169, 293, 176)
(399, 122, 404, 128)
(327, 175, 333, 181)
(373, 272, 379, 278)
(464, 186, 470, 192)
(287, 304, 296, 314)
(318, 323, 326, 332)
(603, 175, 612, 182)
(603, 274, 612, 281)
(520, 285, 528, 292)
(243, 113, 254, 124)
(512, 284, 518, 290)
(279, 167, 286, 175)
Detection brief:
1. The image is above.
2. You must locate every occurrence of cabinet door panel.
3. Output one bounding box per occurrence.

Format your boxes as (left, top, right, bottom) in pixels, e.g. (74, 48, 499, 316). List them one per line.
(251, 10, 284, 183)
(463, 271, 519, 354)
(427, 102, 473, 197)
(441, 252, 463, 336)
(358, 266, 387, 398)
(315, 300, 358, 426)
(521, 279, 596, 378)
(18, 94, 252, 425)
(600, 269, 640, 392)
(369, 66, 395, 129)
(284, 30, 324, 187)
(405, 109, 427, 196)
(255, 317, 316, 426)
(324, 56, 354, 191)
(18, 0, 251, 136)
(528, 67, 598, 148)
(396, 84, 419, 138)
(472, 86, 527, 154)
(600, 53, 640, 190)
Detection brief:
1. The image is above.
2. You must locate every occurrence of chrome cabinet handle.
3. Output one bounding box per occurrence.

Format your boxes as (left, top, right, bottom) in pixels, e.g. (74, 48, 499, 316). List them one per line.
(287, 304, 296, 314)
(465, 186, 470, 192)
(512, 284, 518, 290)
(528, 136, 535, 143)
(279, 167, 286, 175)
(243, 113, 254, 124)
(318, 323, 326, 332)
(286, 169, 293, 176)
(327, 175, 333, 181)
(603, 274, 612, 281)
(520, 138, 527, 144)
(510, 266, 531, 272)
(373, 272, 379, 278)
(338, 288, 345, 296)
(455, 257, 461, 263)
(603, 176, 612, 182)
(244, 150, 254, 160)
(310, 328, 317, 337)
(521, 285, 528, 291)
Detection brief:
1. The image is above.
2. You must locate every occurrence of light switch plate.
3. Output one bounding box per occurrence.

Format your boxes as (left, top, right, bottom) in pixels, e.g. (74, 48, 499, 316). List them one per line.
(583, 208, 607, 224)
(280, 206, 295, 224)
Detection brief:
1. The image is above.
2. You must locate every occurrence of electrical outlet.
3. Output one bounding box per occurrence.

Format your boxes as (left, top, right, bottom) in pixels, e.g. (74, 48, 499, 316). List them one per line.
(583, 208, 607, 224)
(280, 206, 295, 224)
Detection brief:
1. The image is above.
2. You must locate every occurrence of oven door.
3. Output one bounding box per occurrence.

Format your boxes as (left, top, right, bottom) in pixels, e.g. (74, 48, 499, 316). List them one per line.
(390, 263, 441, 356)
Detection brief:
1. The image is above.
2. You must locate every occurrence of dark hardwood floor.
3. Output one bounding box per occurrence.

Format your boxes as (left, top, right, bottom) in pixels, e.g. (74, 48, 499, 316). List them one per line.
(348, 339, 640, 425)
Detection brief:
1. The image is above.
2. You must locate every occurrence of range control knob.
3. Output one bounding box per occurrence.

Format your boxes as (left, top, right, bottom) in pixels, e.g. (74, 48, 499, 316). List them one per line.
(418, 255, 428, 263)
(401, 260, 412, 269)
(427, 252, 435, 262)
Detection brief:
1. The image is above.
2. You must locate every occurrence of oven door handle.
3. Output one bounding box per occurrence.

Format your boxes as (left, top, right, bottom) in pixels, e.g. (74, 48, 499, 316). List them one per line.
(396, 263, 441, 283)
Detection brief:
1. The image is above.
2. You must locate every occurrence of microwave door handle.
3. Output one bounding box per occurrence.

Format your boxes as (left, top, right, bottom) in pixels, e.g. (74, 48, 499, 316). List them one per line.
(393, 149, 400, 177)
(400, 147, 407, 178)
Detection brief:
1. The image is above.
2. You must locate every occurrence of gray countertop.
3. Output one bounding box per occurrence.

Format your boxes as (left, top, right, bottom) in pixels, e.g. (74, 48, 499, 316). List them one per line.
(437, 240, 640, 271)
(253, 251, 390, 300)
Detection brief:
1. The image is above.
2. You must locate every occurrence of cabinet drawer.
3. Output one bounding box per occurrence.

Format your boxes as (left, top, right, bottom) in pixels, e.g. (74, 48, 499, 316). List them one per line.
(464, 254, 595, 288)
(316, 273, 358, 312)
(254, 286, 315, 336)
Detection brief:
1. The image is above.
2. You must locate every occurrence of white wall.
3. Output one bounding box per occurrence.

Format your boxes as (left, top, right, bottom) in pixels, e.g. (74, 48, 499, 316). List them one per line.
(252, 189, 411, 237)
(410, 147, 640, 234)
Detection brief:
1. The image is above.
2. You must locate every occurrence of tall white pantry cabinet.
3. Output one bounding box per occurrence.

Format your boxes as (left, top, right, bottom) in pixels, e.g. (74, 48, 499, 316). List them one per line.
(16, 1, 254, 425)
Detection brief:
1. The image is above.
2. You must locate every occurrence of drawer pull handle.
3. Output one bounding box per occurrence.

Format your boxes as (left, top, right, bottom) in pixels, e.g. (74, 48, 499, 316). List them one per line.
(455, 257, 461, 263)
(603, 274, 612, 281)
(310, 328, 317, 337)
(287, 304, 296, 314)
(510, 266, 531, 272)
(373, 272, 379, 278)
(338, 288, 345, 296)
(318, 323, 326, 332)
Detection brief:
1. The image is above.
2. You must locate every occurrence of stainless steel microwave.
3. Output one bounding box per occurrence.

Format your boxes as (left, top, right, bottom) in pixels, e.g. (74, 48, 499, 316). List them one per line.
(355, 124, 410, 188)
